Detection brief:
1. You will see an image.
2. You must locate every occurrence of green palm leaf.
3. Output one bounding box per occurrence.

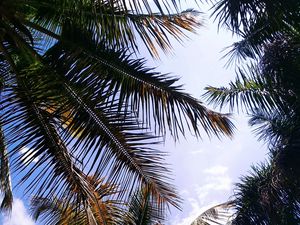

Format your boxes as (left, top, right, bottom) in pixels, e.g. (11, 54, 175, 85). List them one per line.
(204, 70, 277, 113)
(0, 59, 180, 214)
(43, 28, 234, 139)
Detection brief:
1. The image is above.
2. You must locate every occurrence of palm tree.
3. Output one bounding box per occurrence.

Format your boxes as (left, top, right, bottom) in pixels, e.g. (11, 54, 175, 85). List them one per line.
(210, 0, 300, 63)
(30, 176, 122, 224)
(191, 1, 300, 224)
(203, 26, 300, 225)
(232, 155, 300, 225)
(0, 0, 235, 223)
(31, 178, 167, 225)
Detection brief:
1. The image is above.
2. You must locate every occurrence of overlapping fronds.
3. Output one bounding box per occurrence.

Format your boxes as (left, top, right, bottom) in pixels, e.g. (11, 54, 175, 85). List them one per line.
(248, 108, 295, 146)
(12, 0, 203, 57)
(0, 0, 234, 223)
(204, 37, 300, 115)
(43, 27, 234, 139)
(0, 59, 180, 216)
(232, 159, 300, 225)
(211, 0, 300, 62)
(31, 176, 123, 224)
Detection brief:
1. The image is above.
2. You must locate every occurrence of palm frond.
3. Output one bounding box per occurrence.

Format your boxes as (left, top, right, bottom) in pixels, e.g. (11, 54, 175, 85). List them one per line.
(11, 81, 101, 221)
(205, 36, 300, 115)
(248, 108, 295, 146)
(0, 7, 187, 218)
(31, 196, 86, 224)
(0, 61, 120, 223)
(0, 56, 13, 212)
(127, 9, 202, 57)
(19, 0, 203, 57)
(211, 0, 300, 62)
(191, 201, 235, 225)
(31, 176, 123, 225)
(44, 31, 234, 139)
(204, 68, 277, 113)
(124, 186, 166, 225)
(211, 0, 300, 34)
(232, 160, 300, 225)
(3, 59, 180, 212)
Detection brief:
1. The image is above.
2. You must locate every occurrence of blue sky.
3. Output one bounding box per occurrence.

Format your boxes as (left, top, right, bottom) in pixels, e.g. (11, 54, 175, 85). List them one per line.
(1, 1, 269, 225)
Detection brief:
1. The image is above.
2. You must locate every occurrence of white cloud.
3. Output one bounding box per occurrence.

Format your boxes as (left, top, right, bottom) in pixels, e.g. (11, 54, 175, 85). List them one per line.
(3, 198, 35, 225)
(189, 149, 205, 155)
(195, 175, 231, 199)
(203, 165, 228, 175)
(20, 147, 39, 165)
(194, 165, 231, 203)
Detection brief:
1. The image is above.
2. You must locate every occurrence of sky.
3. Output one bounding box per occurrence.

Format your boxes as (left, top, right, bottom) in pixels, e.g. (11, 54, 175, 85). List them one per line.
(1, 1, 268, 225)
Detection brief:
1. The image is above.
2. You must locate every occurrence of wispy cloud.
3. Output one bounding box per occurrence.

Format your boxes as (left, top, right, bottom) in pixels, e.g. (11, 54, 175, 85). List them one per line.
(3, 198, 35, 225)
(203, 165, 228, 175)
(189, 149, 205, 155)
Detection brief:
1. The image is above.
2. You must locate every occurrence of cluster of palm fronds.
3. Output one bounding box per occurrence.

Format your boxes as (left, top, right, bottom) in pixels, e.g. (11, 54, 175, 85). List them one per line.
(195, 0, 300, 224)
(0, 0, 235, 224)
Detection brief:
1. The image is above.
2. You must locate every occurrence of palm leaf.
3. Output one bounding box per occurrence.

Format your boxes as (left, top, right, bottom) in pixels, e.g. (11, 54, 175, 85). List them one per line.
(203, 69, 277, 113)
(211, 0, 300, 62)
(211, 0, 300, 35)
(1, 57, 180, 212)
(191, 201, 235, 225)
(248, 108, 295, 146)
(10, 76, 104, 222)
(43, 28, 234, 139)
(124, 186, 166, 225)
(0, 56, 13, 212)
(232, 160, 300, 225)
(31, 176, 122, 225)
(18, 0, 203, 57)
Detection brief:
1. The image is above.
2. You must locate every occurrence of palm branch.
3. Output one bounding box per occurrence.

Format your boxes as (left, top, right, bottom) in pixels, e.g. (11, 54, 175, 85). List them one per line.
(204, 36, 300, 114)
(232, 158, 300, 225)
(31, 182, 167, 225)
(124, 186, 166, 225)
(191, 201, 235, 225)
(6, 0, 203, 57)
(204, 68, 278, 113)
(30, 176, 123, 224)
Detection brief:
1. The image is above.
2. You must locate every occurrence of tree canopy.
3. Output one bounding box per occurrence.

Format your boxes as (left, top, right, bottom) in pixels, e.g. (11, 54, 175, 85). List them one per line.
(0, 0, 234, 224)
